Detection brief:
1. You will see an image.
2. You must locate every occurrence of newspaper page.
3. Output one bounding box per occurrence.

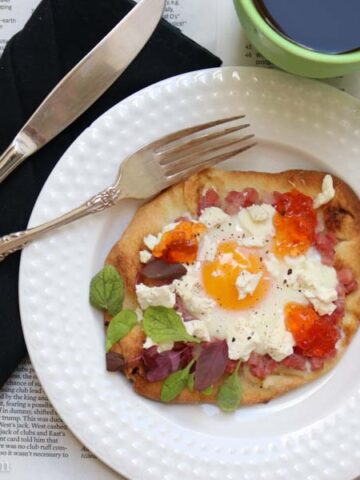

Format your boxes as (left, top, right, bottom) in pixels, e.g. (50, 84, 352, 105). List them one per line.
(0, 359, 120, 479)
(1, 0, 360, 479)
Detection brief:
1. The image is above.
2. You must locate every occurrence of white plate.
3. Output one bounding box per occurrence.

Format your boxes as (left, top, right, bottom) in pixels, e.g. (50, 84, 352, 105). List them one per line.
(19, 67, 360, 480)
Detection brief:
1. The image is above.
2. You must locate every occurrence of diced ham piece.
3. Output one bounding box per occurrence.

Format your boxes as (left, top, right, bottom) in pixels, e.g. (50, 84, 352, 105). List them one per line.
(323, 284, 346, 325)
(262, 191, 276, 205)
(337, 267, 353, 285)
(309, 357, 324, 371)
(225, 359, 238, 374)
(314, 232, 337, 266)
(321, 267, 357, 325)
(281, 353, 307, 371)
(197, 188, 221, 215)
(247, 352, 277, 380)
(344, 280, 357, 294)
(337, 267, 358, 295)
(309, 348, 335, 371)
(272, 191, 282, 206)
(224, 188, 260, 215)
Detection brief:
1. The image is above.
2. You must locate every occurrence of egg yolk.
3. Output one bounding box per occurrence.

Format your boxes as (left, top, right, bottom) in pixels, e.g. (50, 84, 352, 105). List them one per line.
(152, 220, 207, 264)
(285, 302, 339, 358)
(274, 190, 317, 257)
(202, 241, 269, 310)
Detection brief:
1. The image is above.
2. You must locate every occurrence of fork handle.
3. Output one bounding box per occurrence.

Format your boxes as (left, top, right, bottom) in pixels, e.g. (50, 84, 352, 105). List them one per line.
(0, 186, 121, 261)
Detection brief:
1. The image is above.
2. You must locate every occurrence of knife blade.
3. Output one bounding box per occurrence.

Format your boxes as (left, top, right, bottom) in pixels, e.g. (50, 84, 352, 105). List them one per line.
(0, 0, 165, 183)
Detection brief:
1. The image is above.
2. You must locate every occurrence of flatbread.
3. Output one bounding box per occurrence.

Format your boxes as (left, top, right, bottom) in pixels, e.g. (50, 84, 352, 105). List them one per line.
(105, 169, 360, 406)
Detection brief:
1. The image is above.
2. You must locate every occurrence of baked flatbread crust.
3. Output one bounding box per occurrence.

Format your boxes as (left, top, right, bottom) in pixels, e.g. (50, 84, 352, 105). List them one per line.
(105, 169, 360, 405)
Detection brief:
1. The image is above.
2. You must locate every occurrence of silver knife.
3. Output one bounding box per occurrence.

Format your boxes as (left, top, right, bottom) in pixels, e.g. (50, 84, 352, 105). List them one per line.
(0, 0, 165, 183)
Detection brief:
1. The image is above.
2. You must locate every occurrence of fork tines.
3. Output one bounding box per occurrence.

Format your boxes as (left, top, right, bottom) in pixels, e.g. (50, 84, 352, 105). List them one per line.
(154, 115, 256, 179)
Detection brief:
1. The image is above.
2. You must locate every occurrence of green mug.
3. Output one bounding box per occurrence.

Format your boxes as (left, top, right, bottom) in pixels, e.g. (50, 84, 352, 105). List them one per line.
(234, 0, 360, 78)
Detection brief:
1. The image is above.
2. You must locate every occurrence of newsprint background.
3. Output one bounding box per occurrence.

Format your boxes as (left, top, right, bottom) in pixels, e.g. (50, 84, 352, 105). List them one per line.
(1, 0, 360, 478)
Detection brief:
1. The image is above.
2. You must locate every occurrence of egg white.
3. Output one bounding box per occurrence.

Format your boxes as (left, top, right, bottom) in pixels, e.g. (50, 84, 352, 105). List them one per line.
(174, 205, 337, 362)
(139, 198, 339, 362)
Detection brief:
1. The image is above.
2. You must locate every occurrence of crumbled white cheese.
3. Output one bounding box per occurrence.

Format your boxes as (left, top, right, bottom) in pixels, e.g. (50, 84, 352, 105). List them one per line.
(247, 204, 271, 222)
(139, 250, 152, 264)
(173, 266, 216, 317)
(251, 310, 294, 361)
(135, 283, 175, 310)
(285, 249, 338, 315)
(264, 253, 282, 278)
(236, 270, 262, 300)
(313, 175, 335, 208)
(143, 234, 160, 251)
(194, 203, 275, 251)
(184, 320, 211, 342)
(143, 337, 155, 349)
(237, 204, 276, 247)
(143, 337, 174, 352)
(198, 207, 230, 228)
(135, 308, 143, 322)
(225, 310, 294, 362)
(227, 317, 257, 361)
(219, 252, 238, 267)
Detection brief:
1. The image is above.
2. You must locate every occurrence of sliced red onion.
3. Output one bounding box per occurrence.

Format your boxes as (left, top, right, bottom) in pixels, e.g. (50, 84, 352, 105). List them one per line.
(141, 259, 187, 282)
(106, 352, 126, 372)
(106, 352, 141, 372)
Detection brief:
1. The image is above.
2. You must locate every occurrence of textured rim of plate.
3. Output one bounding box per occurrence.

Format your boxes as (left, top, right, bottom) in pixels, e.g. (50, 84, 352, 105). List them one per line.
(19, 67, 360, 480)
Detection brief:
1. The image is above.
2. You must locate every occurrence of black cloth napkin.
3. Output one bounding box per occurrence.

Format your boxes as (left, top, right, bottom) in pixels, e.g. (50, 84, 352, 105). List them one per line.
(0, 0, 221, 387)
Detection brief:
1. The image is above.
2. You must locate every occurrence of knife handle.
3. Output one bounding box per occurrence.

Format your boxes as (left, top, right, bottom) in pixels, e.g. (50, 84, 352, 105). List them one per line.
(0, 143, 27, 183)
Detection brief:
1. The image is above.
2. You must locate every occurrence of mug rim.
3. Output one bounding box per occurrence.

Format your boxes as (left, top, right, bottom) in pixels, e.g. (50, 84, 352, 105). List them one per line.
(240, 0, 360, 65)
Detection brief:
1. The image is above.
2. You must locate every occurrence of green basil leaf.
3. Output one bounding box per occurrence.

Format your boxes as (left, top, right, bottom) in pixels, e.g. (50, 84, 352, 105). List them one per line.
(161, 361, 194, 402)
(187, 372, 195, 392)
(143, 306, 200, 344)
(90, 265, 124, 316)
(106, 310, 137, 352)
(217, 366, 242, 412)
(201, 386, 214, 396)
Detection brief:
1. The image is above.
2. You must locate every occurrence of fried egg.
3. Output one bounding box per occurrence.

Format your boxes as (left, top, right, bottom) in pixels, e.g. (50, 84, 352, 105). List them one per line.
(171, 205, 338, 362)
(138, 195, 339, 362)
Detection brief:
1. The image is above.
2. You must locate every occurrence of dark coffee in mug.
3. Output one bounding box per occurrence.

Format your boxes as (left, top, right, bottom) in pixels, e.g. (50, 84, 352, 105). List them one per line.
(253, 0, 360, 54)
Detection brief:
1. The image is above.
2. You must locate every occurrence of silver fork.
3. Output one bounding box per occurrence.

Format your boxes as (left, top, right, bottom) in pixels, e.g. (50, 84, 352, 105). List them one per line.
(0, 115, 255, 261)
